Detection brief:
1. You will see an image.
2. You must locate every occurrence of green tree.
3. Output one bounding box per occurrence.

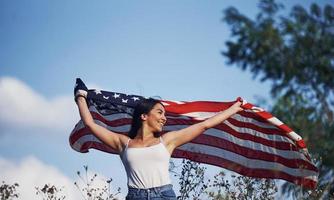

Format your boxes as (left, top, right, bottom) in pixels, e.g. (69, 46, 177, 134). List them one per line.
(223, 0, 334, 199)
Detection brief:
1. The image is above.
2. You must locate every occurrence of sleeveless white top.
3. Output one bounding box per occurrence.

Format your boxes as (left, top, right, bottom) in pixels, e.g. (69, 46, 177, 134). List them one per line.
(120, 137, 172, 189)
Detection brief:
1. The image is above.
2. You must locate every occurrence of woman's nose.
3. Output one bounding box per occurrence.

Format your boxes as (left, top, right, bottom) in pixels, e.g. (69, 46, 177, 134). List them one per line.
(162, 115, 167, 122)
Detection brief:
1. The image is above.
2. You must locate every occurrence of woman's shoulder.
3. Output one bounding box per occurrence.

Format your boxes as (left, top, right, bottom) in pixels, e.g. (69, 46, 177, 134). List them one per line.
(119, 134, 130, 143)
(117, 134, 131, 151)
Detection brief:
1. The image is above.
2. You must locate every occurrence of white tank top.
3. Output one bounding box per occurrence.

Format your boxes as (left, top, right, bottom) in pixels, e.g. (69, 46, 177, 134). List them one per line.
(120, 137, 171, 189)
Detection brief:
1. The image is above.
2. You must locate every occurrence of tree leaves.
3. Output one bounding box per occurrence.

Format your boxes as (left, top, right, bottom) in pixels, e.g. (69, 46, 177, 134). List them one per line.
(223, 0, 334, 199)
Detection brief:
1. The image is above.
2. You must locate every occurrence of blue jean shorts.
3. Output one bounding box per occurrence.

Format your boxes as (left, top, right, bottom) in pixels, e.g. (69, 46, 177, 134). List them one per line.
(126, 184, 177, 200)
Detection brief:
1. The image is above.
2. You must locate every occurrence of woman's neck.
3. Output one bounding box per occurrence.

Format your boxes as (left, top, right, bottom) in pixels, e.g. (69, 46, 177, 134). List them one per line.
(135, 127, 155, 141)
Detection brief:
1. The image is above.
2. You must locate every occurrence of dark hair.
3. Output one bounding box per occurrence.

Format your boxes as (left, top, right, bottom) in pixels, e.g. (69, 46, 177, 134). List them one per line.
(128, 98, 163, 139)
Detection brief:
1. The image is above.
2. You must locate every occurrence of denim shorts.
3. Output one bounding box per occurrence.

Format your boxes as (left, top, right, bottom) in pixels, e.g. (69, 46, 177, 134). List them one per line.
(126, 184, 177, 200)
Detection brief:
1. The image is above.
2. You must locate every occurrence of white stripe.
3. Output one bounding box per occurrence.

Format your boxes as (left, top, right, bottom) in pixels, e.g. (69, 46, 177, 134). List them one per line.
(72, 116, 307, 161)
(89, 106, 278, 130)
(177, 111, 217, 120)
(178, 143, 318, 181)
(72, 134, 102, 151)
(72, 136, 317, 182)
(72, 120, 131, 133)
(250, 106, 264, 112)
(267, 117, 283, 126)
(166, 115, 192, 120)
(231, 113, 279, 129)
(171, 111, 279, 130)
(222, 120, 295, 145)
(73, 116, 289, 145)
(163, 124, 310, 162)
(89, 106, 133, 121)
(164, 122, 293, 146)
(288, 131, 302, 141)
(165, 100, 185, 104)
(72, 119, 309, 162)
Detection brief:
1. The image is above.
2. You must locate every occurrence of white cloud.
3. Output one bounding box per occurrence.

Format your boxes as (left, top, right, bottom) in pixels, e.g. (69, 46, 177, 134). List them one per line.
(0, 77, 77, 131)
(0, 156, 80, 200)
(0, 156, 125, 200)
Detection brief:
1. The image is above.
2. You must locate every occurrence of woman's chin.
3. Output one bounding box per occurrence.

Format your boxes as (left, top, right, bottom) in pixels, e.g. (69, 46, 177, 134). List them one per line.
(155, 127, 163, 133)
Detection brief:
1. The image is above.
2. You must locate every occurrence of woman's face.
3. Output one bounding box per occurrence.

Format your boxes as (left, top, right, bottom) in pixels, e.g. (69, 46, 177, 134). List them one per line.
(145, 103, 167, 132)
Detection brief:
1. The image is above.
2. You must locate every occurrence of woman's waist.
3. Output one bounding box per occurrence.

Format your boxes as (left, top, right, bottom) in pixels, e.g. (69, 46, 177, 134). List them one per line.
(128, 184, 173, 192)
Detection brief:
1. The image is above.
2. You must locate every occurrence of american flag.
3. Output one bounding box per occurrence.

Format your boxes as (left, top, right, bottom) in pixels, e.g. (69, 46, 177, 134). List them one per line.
(69, 89, 318, 189)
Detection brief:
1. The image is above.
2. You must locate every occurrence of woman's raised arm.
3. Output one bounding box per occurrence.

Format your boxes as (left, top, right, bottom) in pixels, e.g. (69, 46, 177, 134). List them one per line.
(75, 79, 127, 153)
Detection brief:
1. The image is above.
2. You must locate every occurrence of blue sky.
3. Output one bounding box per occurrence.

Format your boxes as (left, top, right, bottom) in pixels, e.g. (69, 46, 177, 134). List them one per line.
(1, 0, 332, 199)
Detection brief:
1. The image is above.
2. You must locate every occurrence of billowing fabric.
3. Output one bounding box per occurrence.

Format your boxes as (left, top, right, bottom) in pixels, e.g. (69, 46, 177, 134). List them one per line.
(69, 89, 318, 189)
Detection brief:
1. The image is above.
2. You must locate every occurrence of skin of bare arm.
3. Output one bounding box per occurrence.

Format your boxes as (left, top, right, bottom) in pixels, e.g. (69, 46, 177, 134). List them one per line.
(76, 96, 128, 153)
(162, 101, 243, 154)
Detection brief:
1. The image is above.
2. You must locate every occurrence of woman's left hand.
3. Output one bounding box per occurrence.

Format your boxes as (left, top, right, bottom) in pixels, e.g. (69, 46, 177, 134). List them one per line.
(230, 100, 244, 113)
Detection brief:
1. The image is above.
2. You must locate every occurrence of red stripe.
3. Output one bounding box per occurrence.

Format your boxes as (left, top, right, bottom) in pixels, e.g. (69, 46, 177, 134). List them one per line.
(77, 141, 317, 189)
(238, 111, 268, 123)
(165, 117, 286, 136)
(278, 124, 293, 133)
(73, 112, 292, 149)
(69, 127, 128, 145)
(91, 112, 132, 127)
(81, 141, 118, 154)
(257, 111, 273, 119)
(172, 149, 317, 189)
(91, 111, 285, 138)
(190, 134, 317, 171)
(165, 101, 235, 113)
(226, 118, 286, 136)
(70, 128, 315, 171)
(212, 123, 299, 151)
(71, 110, 299, 151)
(70, 119, 298, 152)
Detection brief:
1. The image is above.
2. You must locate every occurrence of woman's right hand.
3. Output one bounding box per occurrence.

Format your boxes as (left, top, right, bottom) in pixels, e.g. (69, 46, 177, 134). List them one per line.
(74, 78, 88, 102)
(229, 100, 244, 113)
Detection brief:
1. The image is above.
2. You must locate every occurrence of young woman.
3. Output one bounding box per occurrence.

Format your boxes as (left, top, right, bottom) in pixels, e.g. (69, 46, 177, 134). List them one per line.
(75, 79, 243, 200)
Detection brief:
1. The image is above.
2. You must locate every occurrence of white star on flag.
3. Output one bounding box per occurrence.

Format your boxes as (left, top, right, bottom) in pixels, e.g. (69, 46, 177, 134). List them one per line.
(113, 93, 120, 99)
(94, 90, 102, 95)
(132, 97, 140, 101)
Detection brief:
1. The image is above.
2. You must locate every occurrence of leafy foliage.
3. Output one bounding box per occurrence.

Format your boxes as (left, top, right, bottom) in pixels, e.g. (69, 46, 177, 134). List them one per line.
(223, 0, 334, 199)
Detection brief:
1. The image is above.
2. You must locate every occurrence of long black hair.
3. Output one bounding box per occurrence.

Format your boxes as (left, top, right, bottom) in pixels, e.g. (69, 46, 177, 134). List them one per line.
(128, 98, 163, 139)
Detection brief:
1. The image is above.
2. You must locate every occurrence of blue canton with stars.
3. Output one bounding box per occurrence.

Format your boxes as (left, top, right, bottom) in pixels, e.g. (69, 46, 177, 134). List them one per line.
(87, 89, 145, 116)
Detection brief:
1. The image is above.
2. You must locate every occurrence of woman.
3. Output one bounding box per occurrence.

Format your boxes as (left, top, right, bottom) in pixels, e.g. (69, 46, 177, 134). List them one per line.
(74, 78, 243, 200)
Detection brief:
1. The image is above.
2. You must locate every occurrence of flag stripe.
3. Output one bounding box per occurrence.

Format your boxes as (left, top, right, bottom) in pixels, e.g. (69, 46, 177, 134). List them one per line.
(69, 89, 318, 188)
(75, 140, 317, 189)
(71, 117, 298, 151)
(172, 149, 317, 188)
(87, 110, 295, 146)
(71, 125, 316, 171)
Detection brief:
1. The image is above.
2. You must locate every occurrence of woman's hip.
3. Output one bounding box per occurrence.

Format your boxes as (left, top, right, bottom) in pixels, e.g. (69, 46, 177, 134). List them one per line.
(126, 184, 176, 200)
